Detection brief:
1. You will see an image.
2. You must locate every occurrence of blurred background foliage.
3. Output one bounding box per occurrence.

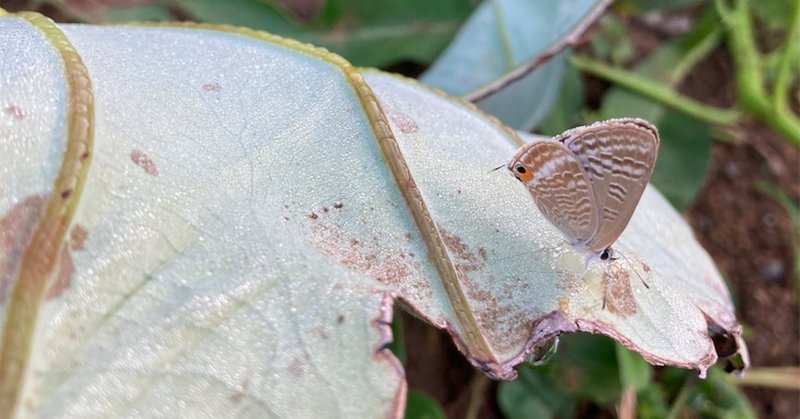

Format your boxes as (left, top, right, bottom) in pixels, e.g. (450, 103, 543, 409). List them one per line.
(5, 0, 798, 417)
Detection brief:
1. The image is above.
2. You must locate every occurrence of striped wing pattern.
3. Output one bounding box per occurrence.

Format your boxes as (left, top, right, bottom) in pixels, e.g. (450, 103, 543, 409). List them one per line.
(558, 119, 659, 252)
(519, 141, 599, 245)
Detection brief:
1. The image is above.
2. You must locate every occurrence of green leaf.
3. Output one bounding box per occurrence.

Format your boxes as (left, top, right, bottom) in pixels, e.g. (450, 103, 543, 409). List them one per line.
(691, 368, 756, 418)
(303, 0, 480, 67)
(388, 309, 407, 365)
(554, 334, 622, 404)
(498, 365, 576, 419)
(615, 342, 652, 391)
(421, 0, 608, 130)
(536, 62, 584, 136)
(636, 383, 671, 419)
(405, 390, 446, 419)
(649, 112, 712, 209)
(172, 0, 303, 35)
(616, 0, 705, 13)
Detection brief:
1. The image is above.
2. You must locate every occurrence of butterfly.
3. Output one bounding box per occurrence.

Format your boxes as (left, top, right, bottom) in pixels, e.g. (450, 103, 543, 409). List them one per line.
(507, 118, 660, 263)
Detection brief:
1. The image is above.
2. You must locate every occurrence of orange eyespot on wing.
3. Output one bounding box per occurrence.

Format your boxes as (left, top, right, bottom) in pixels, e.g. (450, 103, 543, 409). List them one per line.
(513, 141, 599, 244)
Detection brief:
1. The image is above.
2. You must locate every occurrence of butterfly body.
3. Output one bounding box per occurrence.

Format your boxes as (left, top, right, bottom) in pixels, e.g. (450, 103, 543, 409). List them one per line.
(508, 118, 660, 259)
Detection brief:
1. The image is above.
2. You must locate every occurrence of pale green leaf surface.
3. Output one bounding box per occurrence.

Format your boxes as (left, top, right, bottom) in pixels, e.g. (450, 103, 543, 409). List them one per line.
(0, 17, 67, 220)
(0, 16, 70, 333)
(367, 72, 738, 378)
(0, 17, 747, 417)
(5, 22, 406, 418)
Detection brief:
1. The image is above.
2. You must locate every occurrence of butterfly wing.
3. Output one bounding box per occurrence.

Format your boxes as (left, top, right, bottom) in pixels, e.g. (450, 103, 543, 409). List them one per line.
(558, 118, 660, 252)
(514, 141, 599, 245)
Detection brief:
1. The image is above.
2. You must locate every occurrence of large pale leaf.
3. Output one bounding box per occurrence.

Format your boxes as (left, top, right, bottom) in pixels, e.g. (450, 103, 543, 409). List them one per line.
(0, 11, 747, 418)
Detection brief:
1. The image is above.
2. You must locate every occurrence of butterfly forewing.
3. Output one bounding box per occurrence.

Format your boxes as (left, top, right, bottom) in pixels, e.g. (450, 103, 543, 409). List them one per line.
(517, 141, 599, 245)
(558, 119, 659, 252)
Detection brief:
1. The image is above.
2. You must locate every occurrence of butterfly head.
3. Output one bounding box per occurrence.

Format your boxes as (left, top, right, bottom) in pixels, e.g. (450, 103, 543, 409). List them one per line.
(507, 160, 533, 183)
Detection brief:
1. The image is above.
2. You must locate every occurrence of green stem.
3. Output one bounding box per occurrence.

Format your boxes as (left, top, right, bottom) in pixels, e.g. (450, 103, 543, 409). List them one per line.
(671, 27, 723, 84)
(570, 54, 741, 125)
(770, 0, 799, 109)
(722, 0, 800, 145)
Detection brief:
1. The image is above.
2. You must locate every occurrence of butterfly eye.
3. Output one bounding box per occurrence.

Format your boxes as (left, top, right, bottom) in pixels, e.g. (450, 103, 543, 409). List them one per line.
(515, 164, 527, 174)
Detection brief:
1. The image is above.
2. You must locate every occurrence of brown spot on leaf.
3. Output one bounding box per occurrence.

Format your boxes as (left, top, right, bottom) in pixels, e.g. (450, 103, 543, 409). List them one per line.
(288, 358, 306, 377)
(641, 262, 651, 272)
(602, 266, 637, 318)
(202, 82, 222, 91)
(69, 225, 88, 251)
(0, 195, 47, 303)
(478, 247, 487, 259)
(4, 105, 25, 120)
(337, 315, 345, 324)
(439, 226, 483, 272)
(559, 297, 570, 312)
(229, 378, 250, 403)
(311, 224, 415, 286)
(316, 327, 330, 340)
(333, 202, 344, 209)
(387, 108, 419, 134)
(406, 177, 416, 189)
(61, 189, 72, 199)
(45, 245, 73, 300)
(130, 149, 158, 176)
(308, 212, 318, 220)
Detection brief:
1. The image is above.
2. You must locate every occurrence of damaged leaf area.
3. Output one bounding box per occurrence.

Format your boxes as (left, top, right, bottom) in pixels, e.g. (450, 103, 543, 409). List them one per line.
(0, 10, 747, 419)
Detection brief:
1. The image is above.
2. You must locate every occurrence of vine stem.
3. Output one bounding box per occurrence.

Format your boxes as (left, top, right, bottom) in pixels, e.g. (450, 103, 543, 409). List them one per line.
(569, 54, 741, 125)
(719, 0, 800, 145)
(771, 0, 800, 110)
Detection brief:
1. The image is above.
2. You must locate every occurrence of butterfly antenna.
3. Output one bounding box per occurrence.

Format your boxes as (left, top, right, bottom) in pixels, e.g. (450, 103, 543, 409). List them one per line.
(488, 163, 505, 173)
(616, 249, 650, 289)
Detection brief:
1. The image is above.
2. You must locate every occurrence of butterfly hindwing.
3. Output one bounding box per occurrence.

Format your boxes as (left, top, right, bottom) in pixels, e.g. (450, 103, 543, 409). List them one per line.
(558, 118, 659, 252)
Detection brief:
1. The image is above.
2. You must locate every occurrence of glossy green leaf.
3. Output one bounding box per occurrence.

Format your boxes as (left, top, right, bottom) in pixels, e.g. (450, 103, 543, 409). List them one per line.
(498, 365, 577, 419)
(404, 390, 445, 419)
(536, 62, 584, 136)
(421, 0, 609, 130)
(691, 368, 756, 418)
(649, 112, 712, 209)
(615, 341, 652, 391)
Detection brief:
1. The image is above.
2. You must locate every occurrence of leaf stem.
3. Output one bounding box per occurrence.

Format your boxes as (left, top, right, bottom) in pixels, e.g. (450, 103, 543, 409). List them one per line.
(570, 54, 741, 125)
